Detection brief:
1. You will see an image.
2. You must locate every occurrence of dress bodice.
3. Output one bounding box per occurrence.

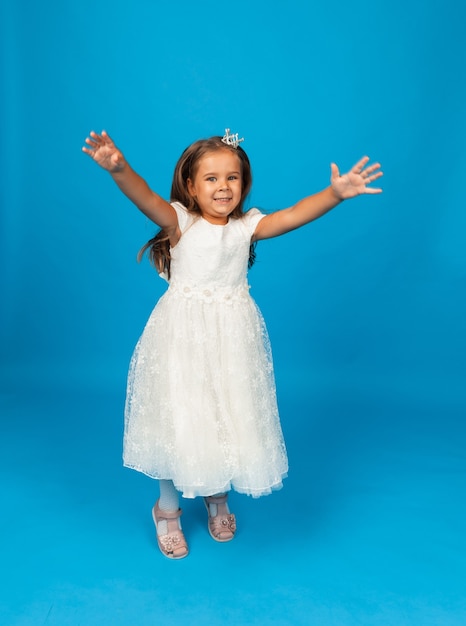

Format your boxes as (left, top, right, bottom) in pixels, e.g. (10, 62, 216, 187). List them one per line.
(165, 202, 265, 299)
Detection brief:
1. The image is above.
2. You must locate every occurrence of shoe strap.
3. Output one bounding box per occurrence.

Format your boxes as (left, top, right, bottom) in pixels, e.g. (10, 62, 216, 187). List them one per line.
(155, 503, 183, 521)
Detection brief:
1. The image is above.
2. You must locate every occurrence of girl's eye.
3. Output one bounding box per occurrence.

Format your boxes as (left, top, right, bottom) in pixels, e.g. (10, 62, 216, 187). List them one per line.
(207, 177, 217, 182)
(228, 175, 238, 181)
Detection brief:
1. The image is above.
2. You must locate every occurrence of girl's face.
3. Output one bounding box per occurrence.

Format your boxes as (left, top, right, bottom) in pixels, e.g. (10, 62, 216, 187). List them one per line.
(187, 149, 242, 225)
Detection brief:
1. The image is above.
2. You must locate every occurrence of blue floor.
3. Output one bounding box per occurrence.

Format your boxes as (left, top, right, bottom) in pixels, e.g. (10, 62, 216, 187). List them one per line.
(1, 375, 465, 626)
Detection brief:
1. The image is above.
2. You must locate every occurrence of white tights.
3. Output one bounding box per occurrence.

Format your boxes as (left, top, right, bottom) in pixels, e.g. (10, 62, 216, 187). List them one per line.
(156, 479, 180, 536)
(158, 479, 180, 512)
(156, 479, 230, 536)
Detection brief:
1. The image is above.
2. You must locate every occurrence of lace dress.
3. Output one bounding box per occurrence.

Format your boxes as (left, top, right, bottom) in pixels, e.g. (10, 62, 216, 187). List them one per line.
(123, 202, 288, 498)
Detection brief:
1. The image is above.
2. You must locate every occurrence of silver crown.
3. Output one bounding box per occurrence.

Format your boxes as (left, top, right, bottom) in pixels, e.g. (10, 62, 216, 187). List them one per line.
(221, 128, 244, 149)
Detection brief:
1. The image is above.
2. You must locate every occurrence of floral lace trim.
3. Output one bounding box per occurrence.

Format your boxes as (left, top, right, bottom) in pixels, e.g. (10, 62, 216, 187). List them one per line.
(168, 282, 251, 304)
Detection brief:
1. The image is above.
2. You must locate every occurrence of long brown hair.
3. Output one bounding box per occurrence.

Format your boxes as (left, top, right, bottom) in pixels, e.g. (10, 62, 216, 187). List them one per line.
(138, 136, 255, 277)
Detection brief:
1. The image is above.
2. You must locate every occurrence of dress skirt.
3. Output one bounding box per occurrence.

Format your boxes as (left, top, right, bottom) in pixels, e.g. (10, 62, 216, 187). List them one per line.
(123, 283, 288, 498)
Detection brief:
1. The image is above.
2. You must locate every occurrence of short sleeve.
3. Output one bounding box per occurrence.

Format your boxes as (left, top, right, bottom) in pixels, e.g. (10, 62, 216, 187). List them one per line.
(171, 201, 194, 233)
(242, 208, 266, 237)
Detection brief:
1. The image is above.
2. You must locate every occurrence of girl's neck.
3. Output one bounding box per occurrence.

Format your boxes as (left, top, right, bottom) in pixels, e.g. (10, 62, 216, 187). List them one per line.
(200, 212, 230, 226)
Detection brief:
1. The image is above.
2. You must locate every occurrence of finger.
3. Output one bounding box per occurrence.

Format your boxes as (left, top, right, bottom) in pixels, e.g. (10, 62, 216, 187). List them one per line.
(330, 162, 340, 179)
(364, 187, 383, 194)
(82, 143, 100, 157)
(89, 130, 103, 143)
(352, 156, 370, 173)
(362, 162, 382, 176)
(88, 130, 113, 146)
(101, 129, 115, 145)
(83, 133, 101, 151)
(85, 136, 99, 148)
(364, 171, 384, 183)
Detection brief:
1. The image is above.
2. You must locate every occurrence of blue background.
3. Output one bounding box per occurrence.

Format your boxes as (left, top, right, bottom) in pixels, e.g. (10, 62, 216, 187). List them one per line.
(1, 0, 465, 624)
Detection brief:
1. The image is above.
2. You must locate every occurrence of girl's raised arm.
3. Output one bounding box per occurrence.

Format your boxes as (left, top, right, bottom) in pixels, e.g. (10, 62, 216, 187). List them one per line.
(253, 157, 383, 241)
(82, 131, 179, 236)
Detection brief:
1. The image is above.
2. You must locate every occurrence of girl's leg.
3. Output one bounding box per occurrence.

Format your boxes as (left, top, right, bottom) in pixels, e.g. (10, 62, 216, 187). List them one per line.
(159, 479, 180, 510)
(152, 480, 188, 559)
(205, 493, 230, 517)
(156, 479, 180, 535)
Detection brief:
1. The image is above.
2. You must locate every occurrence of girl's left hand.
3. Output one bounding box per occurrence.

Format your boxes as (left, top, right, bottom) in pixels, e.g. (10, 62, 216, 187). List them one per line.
(330, 156, 383, 200)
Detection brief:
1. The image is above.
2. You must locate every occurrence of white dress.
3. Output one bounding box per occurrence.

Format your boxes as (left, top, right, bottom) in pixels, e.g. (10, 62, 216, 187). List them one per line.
(123, 202, 288, 498)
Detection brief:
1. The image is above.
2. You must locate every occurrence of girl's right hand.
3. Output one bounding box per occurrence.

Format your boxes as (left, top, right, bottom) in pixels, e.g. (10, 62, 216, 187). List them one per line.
(82, 130, 126, 172)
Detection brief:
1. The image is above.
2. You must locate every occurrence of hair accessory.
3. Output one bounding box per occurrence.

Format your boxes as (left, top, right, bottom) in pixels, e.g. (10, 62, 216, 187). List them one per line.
(221, 128, 244, 149)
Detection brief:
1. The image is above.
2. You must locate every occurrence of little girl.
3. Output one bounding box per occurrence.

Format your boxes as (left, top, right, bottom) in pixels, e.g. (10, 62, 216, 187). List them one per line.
(82, 128, 382, 559)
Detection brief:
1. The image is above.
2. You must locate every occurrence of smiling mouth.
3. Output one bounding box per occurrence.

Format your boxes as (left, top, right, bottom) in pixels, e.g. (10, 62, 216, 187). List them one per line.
(214, 197, 232, 202)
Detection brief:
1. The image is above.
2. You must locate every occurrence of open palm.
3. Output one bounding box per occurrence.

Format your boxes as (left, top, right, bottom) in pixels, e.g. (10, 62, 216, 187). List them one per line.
(82, 130, 125, 172)
(331, 156, 383, 200)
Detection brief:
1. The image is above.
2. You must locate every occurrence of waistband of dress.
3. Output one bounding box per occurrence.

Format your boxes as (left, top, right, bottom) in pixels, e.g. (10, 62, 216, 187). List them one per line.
(167, 282, 251, 303)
